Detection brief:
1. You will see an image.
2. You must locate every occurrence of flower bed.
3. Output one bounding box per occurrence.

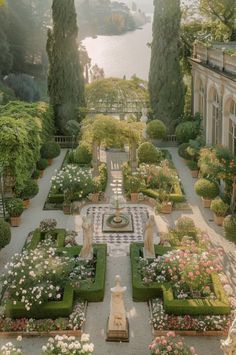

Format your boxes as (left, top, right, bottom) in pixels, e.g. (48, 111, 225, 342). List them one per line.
(2, 236, 107, 320)
(130, 243, 230, 315)
(149, 332, 197, 354)
(0, 300, 86, 337)
(44, 153, 107, 210)
(150, 299, 231, 336)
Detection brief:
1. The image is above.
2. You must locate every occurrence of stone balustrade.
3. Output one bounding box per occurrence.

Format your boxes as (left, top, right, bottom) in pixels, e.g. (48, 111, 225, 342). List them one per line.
(193, 42, 236, 75)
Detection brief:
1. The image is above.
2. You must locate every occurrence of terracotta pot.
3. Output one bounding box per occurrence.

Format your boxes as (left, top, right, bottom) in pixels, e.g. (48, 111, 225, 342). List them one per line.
(130, 192, 139, 203)
(48, 159, 53, 166)
(10, 216, 21, 227)
(39, 170, 44, 178)
(23, 199, 30, 209)
(214, 214, 225, 226)
(63, 203, 71, 215)
(160, 202, 172, 214)
(91, 193, 99, 203)
(201, 197, 212, 208)
(191, 170, 199, 178)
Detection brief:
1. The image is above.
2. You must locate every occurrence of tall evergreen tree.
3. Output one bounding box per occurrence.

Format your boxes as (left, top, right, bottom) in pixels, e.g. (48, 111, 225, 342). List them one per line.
(148, 0, 184, 131)
(47, 0, 85, 134)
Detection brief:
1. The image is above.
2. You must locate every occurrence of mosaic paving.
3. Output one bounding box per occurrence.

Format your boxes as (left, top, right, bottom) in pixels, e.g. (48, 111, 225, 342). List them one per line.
(86, 205, 149, 244)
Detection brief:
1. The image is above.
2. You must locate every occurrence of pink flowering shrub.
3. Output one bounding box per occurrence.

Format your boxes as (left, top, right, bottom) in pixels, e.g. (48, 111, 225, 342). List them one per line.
(140, 247, 222, 298)
(149, 332, 197, 354)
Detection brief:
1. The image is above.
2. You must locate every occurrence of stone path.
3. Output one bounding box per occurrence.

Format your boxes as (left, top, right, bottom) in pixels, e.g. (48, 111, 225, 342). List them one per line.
(0, 148, 235, 355)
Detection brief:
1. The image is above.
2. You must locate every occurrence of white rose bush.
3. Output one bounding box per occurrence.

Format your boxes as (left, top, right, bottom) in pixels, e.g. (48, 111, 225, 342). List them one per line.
(42, 334, 94, 355)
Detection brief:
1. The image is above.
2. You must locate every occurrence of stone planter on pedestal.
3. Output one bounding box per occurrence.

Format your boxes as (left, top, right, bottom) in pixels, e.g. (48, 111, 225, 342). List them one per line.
(130, 192, 139, 203)
(91, 193, 99, 203)
(23, 199, 30, 209)
(214, 214, 225, 226)
(201, 197, 212, 208)
(191, 170, 199, 178)
(10, 216, 21, 227)
(160, 202, 172, 214)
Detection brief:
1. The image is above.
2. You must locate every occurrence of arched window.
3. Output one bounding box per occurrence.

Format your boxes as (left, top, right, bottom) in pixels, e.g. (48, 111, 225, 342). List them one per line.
(229, 100, 236, 155)
(211, 89, 221, 145)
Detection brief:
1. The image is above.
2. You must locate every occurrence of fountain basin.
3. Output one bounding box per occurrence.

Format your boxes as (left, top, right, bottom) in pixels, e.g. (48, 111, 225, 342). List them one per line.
(102, 213, 134, 233)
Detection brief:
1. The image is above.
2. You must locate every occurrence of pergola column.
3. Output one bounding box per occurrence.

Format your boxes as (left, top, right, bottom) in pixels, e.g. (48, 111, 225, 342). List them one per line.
(92, 140, 100, 177)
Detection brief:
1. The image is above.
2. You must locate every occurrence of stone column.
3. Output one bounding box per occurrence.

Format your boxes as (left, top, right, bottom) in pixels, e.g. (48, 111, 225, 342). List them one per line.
(221, 318, 236, 354)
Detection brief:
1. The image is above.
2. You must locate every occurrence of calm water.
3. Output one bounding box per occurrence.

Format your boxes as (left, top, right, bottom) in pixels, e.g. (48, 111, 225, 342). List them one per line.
(82, 21, 152, 81)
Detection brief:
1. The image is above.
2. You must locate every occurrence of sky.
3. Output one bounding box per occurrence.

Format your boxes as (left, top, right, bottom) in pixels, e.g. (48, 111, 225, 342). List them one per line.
(121, 0, 195, 13)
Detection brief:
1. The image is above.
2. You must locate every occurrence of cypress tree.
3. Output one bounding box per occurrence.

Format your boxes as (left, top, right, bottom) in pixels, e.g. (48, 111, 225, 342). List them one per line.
(148, 0, 184, 131)
(47, 0, 85, 134)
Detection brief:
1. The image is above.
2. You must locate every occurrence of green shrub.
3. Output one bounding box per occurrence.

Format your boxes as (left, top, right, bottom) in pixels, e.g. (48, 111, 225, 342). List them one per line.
(210, 198, 229, 217)
(32, 169, 40, 179)
(6, 198, 24, 217)
(175, 121, 199, 143)
(186, 160, 198, 171)
(137, 142, 162, 164)
(178, 143, 192, 160)
(146, 119, 167, 140)
(194, 179, 219, 199)
(73, 145, 92, 165)
(0, 219, 11, 249)
(37, 158, 48, 170)
(223, 215, 236, 242)
(127, 175, 143, 193)
(19, 179, 39, 200)
(41, 141, 61, 159)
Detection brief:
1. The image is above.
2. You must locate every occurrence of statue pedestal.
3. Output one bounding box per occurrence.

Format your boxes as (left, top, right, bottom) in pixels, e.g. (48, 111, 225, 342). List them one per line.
(79, 249, 93, 260)
(143, 248, 155, 259)
(106, 317, 129, 342)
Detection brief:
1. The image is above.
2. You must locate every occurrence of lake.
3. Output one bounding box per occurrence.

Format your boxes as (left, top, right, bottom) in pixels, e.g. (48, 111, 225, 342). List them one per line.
(82, 20, 152, 81)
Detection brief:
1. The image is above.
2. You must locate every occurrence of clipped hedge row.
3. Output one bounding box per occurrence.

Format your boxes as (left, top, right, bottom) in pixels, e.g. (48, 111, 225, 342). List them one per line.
(61, 244, 107, 302)
(142, 181, 185, 203)
(5, 284, 74, 319)
(130, 243, 230, 315)
(26, 229, 66, 250)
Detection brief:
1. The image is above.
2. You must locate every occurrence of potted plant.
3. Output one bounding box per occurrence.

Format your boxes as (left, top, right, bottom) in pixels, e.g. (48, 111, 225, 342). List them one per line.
(37, 158, 49, 178)
(210, 198, 229, 226)
(19, 179, 39, 208)
(186, 160, 199, 178)
(32, 169, 40, 182)
(155, 189, 172, 214)
(194, 178, 219, 208)
(128, 175, 142, 202)
(40, 141, 61, 165)
(6, 198, 24, 227)
(0, 220, 11, 249)
(223, 215, 236, 242)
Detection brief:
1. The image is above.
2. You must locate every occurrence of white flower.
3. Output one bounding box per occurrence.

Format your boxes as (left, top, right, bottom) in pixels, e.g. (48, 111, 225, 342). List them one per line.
(81, 333, 90, 342)
(17, 336, 22, 342)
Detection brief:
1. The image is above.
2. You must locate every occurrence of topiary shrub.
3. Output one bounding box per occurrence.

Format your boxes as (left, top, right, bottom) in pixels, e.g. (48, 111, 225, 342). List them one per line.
(194, 179, 219, 199)
(0, 220, 11, 249)
(40, 141, 61, 160)
(210, 198, 229, 217)
(19, 179, 39, 200)
(31, 169, 40, 179)
(223, 215, 236, 243)
(146, 119, 167, 140)
(37, 158, 48, 171)
(73, 145, 92, 165)
(137, 142, 162, 164)
(186, 160, 198, 171)
(175, 121, 199, 143)
(178, 143, 192, 160)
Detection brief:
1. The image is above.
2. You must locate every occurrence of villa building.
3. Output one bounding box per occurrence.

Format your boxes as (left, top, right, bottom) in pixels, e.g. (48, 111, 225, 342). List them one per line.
(190, 42, 236, 155)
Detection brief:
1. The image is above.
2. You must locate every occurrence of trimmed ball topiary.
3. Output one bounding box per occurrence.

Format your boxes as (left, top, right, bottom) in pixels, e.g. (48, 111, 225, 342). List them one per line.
(223, 215, 236, 243)
(210, 198, 229, 217)
(40, 141, 61, 159)
(37, 158, 48, 171)
(74, 145, 92, 165)
(194, 179, 219, 199)
(175, 121, 199, 144)
(0, 219, 11, 249)
(20, 179, 39, 200)
(146, 120, 167, 140)
(137, 142, 162, 164)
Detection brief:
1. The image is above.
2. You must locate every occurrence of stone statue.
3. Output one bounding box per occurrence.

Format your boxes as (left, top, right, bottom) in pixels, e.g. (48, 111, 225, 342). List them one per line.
(143, 215, 155, 259)
(140, 107, 148, 139)
(79, 216, 93, 259)
(107, 275, 129, 342)
(221, 318, 236, 355)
